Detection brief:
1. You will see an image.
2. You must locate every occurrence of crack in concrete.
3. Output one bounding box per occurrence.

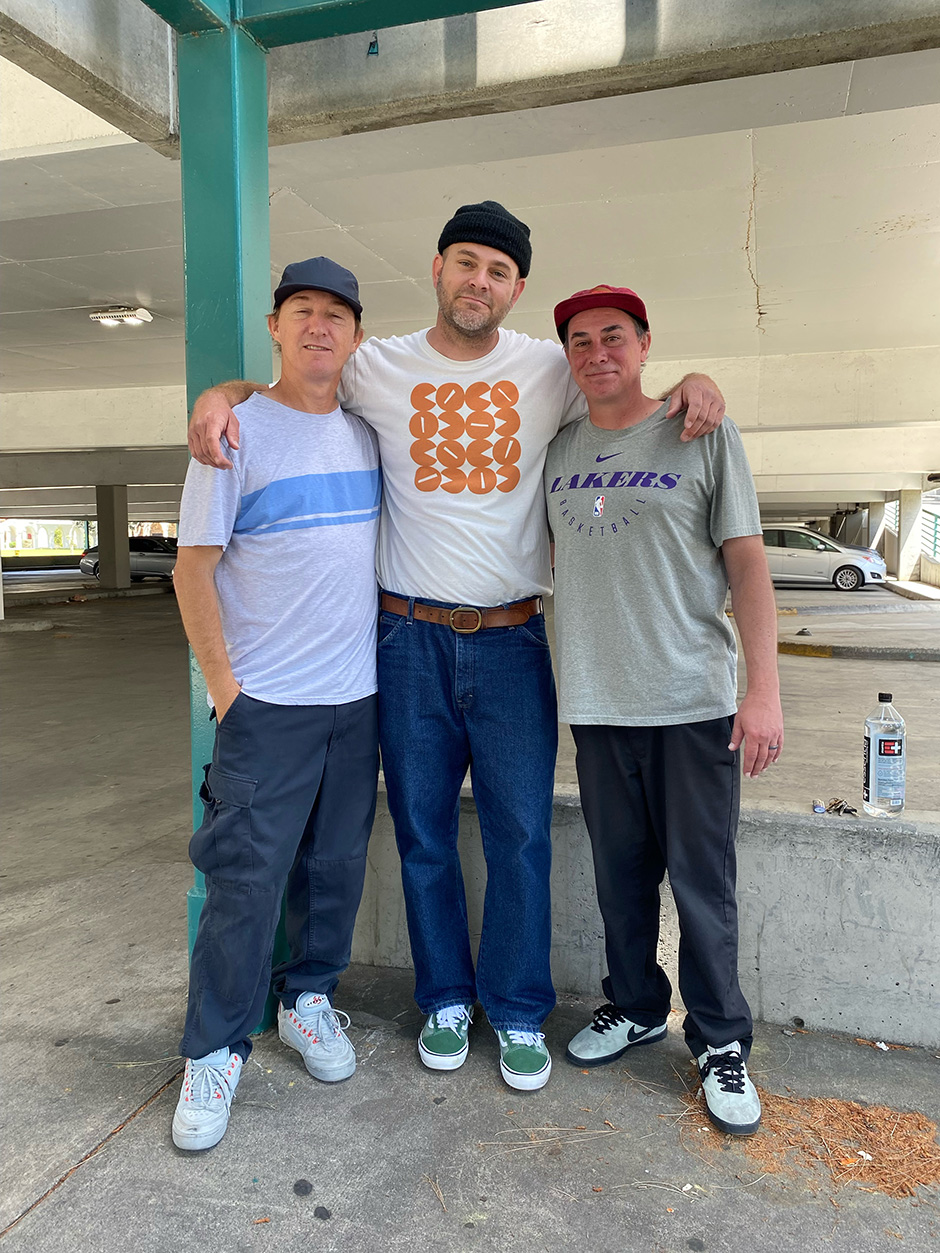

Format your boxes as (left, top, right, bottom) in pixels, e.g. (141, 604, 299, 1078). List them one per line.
(744, 140, 765, 334)
(0, 1066, 184, 1241)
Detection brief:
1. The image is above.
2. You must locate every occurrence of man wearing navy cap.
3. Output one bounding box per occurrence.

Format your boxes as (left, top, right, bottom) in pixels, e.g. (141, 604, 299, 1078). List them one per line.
(171, 258, 381, 1149)
(546, 285, 783, 1135)
(186, 203, 727, 1092)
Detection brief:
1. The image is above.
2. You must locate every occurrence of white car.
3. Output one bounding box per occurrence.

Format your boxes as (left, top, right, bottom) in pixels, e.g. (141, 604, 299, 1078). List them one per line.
(761, 525, 887, 591)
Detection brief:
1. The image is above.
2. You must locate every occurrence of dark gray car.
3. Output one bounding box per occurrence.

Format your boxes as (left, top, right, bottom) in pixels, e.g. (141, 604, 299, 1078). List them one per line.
(79, 536, 177, 581)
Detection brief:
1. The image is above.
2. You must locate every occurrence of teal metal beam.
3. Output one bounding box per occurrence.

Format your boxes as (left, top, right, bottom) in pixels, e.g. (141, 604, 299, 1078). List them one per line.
(236, 0, 538, 48)
(140, 0, 231, 36)
(178, 26, 272, 401)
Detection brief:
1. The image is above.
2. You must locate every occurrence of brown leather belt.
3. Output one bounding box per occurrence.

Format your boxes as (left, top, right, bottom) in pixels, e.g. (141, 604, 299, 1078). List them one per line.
(380, 593, 542, 634)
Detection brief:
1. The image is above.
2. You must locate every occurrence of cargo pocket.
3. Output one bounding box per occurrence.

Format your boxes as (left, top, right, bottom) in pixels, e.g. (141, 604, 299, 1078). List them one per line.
(189, 763, 258, 888)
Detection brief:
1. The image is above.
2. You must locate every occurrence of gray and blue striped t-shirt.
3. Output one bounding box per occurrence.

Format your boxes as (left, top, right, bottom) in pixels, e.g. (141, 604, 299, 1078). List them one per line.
(178, 391, 380, 706)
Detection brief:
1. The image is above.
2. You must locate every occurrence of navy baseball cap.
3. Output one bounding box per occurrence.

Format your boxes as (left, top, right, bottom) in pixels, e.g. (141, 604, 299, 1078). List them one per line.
(273, 256, 362, 317)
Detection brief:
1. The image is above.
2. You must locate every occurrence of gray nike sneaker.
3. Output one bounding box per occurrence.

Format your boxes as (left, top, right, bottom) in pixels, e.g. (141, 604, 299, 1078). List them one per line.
(565, 1003, 667, 1067)
(697, 1042, 761, 1135)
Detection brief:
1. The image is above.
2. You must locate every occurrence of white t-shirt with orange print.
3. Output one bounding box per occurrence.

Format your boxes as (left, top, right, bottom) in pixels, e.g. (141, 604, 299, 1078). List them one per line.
(339, 328, 586, 605)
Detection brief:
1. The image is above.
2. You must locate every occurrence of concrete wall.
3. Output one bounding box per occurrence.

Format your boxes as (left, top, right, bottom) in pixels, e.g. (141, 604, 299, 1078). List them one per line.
(266, 0, 940, 145)
(885, 522, 900, 575)
(0, 55, 125, 156)
(354, 793, 940, 1049)
(1, 386, 185, 451)
(922, 552, 940, 587)
(4, 0, 940, 153)
(0, 0, 173, 148)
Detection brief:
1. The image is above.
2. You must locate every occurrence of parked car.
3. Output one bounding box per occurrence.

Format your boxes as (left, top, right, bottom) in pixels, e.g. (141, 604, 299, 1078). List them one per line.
(761, 525, 887, 591)
(79, 536, 177, 582)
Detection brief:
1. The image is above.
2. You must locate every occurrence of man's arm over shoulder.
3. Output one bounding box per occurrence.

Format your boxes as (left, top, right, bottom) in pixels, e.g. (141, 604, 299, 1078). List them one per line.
(189, 380, 267, 469)
(723, 536, 783, 779)
(661, 373, 726, 441)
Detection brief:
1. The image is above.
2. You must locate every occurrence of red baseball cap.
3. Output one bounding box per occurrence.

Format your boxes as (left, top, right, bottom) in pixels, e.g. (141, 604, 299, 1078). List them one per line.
(553, 284, 649, 342)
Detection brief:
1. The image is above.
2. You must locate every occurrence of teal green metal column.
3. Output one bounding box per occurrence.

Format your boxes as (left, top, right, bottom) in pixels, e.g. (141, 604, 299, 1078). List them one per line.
(177, 23, 285, 1030)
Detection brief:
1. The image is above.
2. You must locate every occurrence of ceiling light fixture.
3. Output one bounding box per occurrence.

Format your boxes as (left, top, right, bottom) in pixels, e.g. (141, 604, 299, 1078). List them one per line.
(89, 306, 153, 327)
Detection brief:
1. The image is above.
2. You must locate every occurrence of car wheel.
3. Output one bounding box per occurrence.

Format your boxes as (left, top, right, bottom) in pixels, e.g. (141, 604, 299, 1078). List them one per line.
(92, 563, 100, 581)
(130, 575, 145, 582)
(833, 565, 862, 591)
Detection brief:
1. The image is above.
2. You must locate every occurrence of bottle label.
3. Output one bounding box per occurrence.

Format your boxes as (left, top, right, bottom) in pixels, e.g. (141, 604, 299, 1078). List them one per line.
(864, 730, 905, 803)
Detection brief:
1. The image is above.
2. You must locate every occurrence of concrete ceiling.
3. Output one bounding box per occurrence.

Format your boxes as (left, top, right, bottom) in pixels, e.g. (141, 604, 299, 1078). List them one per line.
(2, 49, 939, 394)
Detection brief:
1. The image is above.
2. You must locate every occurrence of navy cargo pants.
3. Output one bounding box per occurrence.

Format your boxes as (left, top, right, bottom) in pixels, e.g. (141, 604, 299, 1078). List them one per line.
(180, 691, 379, 1061)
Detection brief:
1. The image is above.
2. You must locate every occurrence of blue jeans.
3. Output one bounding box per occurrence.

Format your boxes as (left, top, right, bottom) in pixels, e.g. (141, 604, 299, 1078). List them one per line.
(377, 594, 558, 1031)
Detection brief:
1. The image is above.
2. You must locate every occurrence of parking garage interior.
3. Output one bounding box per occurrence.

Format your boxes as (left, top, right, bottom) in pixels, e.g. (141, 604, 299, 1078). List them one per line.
(2, 2, 939, 1248)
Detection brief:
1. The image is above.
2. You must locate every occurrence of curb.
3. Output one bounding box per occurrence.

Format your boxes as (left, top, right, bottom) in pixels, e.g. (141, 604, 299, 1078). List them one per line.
(778, 640, 940, 662)
(4, 585, 174, 608)
(727, 601, 931, 618)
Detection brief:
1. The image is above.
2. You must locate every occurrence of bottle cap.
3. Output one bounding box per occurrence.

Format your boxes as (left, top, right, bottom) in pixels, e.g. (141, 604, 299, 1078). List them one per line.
(878, 692, 892, 702)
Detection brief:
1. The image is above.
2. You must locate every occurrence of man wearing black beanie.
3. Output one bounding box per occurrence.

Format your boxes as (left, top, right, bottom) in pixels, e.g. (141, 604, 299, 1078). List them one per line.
(188, 202, 727, 1093)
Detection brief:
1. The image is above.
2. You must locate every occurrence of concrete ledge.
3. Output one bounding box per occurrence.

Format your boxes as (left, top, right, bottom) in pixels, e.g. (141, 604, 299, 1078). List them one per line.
(354, 792, 940, 1050)
(888, 579, 940, 601)
(778, 639, 940, 661)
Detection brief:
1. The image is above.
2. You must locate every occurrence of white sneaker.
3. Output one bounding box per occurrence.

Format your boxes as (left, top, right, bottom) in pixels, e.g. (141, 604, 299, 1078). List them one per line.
(278, 992, 356, 1082)
(172, 1048, 243, 1151)
(566, 1003, 667, 1067)
(697, 1042, 761, 1135)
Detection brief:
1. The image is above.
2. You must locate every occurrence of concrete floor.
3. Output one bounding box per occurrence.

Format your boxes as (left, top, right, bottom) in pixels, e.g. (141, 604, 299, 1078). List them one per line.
(2, 594, 939, 1250)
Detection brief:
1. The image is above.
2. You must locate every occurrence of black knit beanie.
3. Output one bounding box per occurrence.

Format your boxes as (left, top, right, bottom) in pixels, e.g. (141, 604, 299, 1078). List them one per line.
(437, 200, 532, 278)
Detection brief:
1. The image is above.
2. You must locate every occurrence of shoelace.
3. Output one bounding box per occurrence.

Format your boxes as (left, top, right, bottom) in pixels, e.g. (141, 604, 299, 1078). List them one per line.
(293, 1001, 351, 1050)
(504, 1030, 545, 1048)
(182, 1055, 239, 1109)
(591, 1003, 630, 1034)
(434, 1005, 472, 1035)
(701, 1049, 746, 1094)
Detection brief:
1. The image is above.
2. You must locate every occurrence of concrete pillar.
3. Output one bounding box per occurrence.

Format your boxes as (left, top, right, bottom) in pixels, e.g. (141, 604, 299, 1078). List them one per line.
(95, 485, 131, 588)
(842, 511, 866, 546)
(898, 489, 923, 581)
(0, 554, 5, 621)
(868, 500, 886, 553)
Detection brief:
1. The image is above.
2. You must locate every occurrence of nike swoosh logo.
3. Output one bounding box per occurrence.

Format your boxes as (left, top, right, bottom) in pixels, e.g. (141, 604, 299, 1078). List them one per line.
(627, 1025, 653, 1042)
(595, 453, 623, 463)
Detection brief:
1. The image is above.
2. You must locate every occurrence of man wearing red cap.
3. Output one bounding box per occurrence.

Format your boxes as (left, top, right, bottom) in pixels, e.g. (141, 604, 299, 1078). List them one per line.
(546, 285, 782, 1134)
(187, 203, 727, 1092)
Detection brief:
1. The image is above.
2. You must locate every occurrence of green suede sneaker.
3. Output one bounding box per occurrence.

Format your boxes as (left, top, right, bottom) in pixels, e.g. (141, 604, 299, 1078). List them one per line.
(418, 1004, 473, 1070)
(496, 1029, 552, 1091)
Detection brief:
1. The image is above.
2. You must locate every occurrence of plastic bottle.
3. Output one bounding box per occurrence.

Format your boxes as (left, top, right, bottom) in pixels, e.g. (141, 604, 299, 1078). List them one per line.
(863, 693, 906, 818)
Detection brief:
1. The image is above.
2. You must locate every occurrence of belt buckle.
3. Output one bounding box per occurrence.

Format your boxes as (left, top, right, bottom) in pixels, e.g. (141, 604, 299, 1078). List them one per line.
(450, 606, 483, 634)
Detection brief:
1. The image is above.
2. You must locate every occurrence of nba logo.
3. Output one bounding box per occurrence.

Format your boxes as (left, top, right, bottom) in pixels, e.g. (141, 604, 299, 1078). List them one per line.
(593, 495, 605, 517)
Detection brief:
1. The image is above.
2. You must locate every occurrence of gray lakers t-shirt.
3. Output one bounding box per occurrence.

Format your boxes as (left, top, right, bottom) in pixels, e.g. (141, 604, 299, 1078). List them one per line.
(544, 403, 761, 726)
(179, 392, 381, 706)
